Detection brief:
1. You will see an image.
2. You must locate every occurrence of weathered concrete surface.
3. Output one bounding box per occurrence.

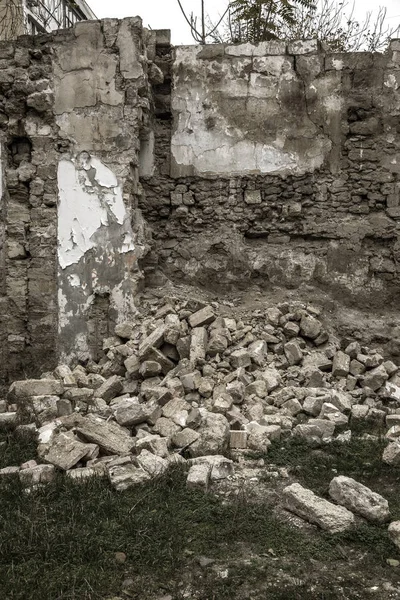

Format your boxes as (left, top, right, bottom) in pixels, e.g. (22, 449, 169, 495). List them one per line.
(171, 42, 337, 177)
(53, 18, 155, 364)
(57, 153, 138, 362)
(329, 476, 390, 523)
(0, 17, 160, 385)
(283, 482, 355, 532)
(142, 40, 400, 308)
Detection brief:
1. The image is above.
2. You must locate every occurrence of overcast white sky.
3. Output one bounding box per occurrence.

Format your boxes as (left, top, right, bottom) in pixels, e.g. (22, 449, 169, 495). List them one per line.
(91, 0, 400, 45)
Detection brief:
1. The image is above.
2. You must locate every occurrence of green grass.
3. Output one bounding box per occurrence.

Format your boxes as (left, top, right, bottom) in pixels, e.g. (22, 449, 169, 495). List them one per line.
(0, 429, 37, 469)
(266, 436, 398, 506)
(0, 432, 400, 599)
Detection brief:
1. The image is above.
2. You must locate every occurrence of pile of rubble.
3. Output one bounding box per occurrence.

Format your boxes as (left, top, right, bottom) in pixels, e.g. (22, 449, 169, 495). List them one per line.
(2, 295, 400, 539)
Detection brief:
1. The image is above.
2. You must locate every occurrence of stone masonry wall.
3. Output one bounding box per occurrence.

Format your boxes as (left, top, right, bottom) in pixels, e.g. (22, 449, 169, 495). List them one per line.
(2, 26, 400, 388)
(0, 18, 162, 388)
(140, 39, 400, 308)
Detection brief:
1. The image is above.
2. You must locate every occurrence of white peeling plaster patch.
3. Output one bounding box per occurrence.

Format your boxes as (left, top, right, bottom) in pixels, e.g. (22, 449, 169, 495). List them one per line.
(58, 289, 74, 331)
(172, 59, 330, 175)
(172, 136, 298, 175)
(68, 274, 81, 288)
(57, 154, 135, 269)
(111, 282, 137, 325)
(331, 59, 343, 71)
(385, 74, 398, 90)
(324, 95, 343, 113)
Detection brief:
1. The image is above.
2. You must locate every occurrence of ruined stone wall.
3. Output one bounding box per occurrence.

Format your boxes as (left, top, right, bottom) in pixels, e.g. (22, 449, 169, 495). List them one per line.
(2, 26, 400, 387)
(0, 18, 161, 388)
(140, 40, 400, 307)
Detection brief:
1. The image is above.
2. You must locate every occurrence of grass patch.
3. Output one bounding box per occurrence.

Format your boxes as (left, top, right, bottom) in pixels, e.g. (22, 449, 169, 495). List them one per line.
(266, 435, 395, 502)
(0, 430, 37, 469)
(0, 433, 400, 599)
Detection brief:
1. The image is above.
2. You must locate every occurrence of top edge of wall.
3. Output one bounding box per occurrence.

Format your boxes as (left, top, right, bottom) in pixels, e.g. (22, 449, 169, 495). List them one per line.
(0, 16, 171, 48)
(174, 38, 400, 56)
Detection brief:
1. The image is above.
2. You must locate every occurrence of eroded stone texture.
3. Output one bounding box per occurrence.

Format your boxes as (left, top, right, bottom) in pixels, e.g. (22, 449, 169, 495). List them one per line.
(141, 40, 400, 309)
(3, 28, 400, 391)
(0, 18, 159, 387)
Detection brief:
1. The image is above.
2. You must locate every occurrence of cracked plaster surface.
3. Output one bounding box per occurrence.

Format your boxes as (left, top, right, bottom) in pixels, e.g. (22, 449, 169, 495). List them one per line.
(171, 45, 340, 177)
(58, 153, 134, 270)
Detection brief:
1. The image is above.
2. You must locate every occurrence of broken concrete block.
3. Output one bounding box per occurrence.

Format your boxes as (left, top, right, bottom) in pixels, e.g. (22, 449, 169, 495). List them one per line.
(39, 431, 98, 471)
(145, 347, 175, 375)
(281, 398, 302, 416)
(300, 314, 322, 340)
(171, 427, 200, 448)
(332, 352, 350, 378)
(247, 424, 272, 453)
(186, 463, 211, 490)
(226, 381, 245, 404)
(188, 411, 230, 457)
(114, 399, 155, 427)
(0, 466, 20, 477)
(188, 306, 215, 329)
(139, 325, 166, 358)
(212, 393, 234, 414)
(67, 466, 105, 481)
(19, 464, 56, 487)
(329, 391, 352, 413)
(154, 417, 181, 438)
(230, 349, 251, 369)
(388, 521, 400, 551)
(76, 414, 135, 455)
(383, 442, 400, 465)
(124, 354, 141, 377)
(9, 379, 63, 400)
(283, 483, 355, 532)
(115, 322, 135, 339)
(0, 412, 17, 429)
(284, 341, 303, 365)
(135, 434, 169, 458)
(261, 368, 282, 392)
(329, 476, 390, 524)
(191, 455, 234, 481)
(248, 340, 267, 366)
(229, 430, 248, 449)
(303, 395, 325, 416)
(139, 360, 162, 378)
(180, 371, 202, 392)
(162, 397, 190, 419)
(207, 330, 229, 356)
(136, 449, 169, 476)
(363, 365, 389, 391)
(107, 463, 150, 491)
(349, 359, 366, 376)
(177, 336, 191, 360)
(198, 377, 214, 398)
(23, 395, 59, 425)
(95, 375, 123, 402)
(190, 327, 208, 364)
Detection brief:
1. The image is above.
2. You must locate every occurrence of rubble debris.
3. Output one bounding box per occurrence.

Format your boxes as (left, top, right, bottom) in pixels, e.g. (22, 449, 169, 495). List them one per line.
(283, 483, 355, 532)
(2, 295, 400, 509)
(329, 476, 390, 523)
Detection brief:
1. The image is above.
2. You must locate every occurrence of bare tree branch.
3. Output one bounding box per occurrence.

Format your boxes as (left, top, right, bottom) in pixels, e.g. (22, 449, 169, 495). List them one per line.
(176, 0, 230, 44)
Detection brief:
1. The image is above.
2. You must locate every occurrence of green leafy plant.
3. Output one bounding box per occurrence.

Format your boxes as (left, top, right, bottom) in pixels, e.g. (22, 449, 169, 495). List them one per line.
(229, 0, 316, 42)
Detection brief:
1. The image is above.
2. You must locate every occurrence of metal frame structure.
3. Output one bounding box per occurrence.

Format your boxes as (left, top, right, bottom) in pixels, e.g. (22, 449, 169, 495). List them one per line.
(24, 0, 96, 34)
